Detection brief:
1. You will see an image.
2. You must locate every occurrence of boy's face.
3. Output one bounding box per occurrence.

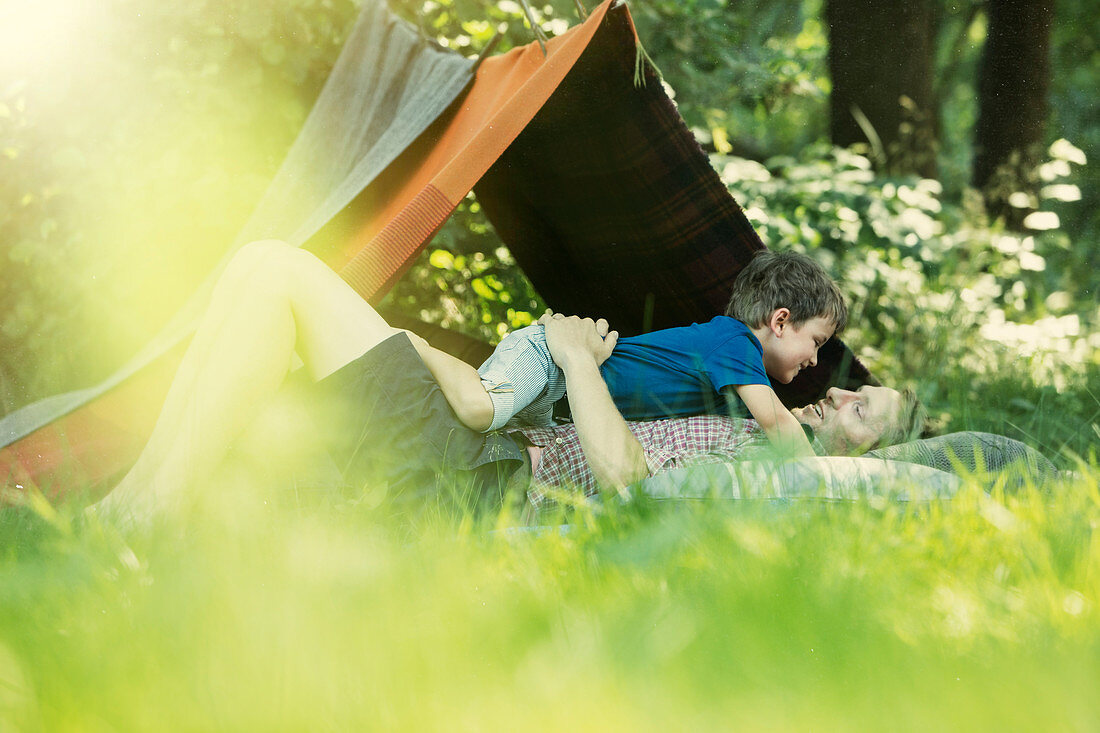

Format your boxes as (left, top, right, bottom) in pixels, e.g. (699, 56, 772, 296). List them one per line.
(761, 314, 835, 384)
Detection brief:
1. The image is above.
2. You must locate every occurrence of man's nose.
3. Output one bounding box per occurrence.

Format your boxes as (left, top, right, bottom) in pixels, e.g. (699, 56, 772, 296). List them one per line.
(826, 387, 856, 405)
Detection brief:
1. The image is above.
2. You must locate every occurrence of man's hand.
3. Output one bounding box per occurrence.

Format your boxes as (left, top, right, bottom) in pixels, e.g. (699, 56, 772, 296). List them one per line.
(538, 310, 618, 368)
(537, 313, 645, 492)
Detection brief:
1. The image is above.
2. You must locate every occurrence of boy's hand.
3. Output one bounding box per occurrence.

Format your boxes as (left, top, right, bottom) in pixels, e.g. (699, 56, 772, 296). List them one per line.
(539, 310, 618, 367)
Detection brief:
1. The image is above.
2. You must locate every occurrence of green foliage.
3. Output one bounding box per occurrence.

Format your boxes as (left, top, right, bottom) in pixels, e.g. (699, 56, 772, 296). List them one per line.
(630, 0, 830, 157)
(1048, 0, 1100, 244)
(381, 196, 546, 342)
(393, 0, 582, 54)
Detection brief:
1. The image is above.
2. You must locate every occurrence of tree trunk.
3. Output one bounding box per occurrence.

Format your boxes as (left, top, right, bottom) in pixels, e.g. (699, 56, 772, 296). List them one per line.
(826, 0, 937, 177)
(973, 0, 1054, 223)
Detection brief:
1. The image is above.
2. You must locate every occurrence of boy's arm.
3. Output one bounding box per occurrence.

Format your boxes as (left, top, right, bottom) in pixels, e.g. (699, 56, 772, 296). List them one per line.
(733, 384, 815, 456)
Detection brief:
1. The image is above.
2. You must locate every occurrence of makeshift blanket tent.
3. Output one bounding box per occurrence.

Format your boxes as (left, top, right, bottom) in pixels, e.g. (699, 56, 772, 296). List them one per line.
(0, 0, 874, 501)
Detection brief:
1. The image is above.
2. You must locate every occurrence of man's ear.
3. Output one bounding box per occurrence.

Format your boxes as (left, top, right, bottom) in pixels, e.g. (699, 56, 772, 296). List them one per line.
(767, 308, 791, 337)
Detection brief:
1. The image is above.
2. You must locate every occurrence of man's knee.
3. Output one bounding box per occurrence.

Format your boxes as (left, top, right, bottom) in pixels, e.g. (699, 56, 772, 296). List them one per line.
(230, 240, 295, 272)
(224, 240, 316, 291)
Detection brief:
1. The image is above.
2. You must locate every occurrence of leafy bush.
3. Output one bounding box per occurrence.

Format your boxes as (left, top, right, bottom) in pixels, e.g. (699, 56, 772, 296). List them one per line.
(630, 0, 830, 157)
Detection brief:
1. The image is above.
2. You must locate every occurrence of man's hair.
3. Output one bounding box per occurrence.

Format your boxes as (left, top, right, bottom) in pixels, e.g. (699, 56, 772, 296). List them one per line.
(725, 251, 848, 332)
(872, 387, 929, 451)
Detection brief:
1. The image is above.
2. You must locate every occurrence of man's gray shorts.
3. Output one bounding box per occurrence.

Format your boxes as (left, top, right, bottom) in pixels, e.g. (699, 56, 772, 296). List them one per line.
(312, 333, 526, 509)
(477, 324, 568, 431)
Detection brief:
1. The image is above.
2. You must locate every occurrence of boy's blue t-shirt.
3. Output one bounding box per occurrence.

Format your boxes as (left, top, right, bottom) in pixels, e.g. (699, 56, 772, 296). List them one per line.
(598, 316, 771, 420)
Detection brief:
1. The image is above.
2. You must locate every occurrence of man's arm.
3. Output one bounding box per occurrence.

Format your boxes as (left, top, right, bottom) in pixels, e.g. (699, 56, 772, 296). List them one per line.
(734, 383, 815, 456)
(541, 315, 649, 492)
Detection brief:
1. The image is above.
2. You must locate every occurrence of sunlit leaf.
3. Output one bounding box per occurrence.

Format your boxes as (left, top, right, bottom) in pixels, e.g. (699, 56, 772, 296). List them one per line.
(429, 249, 455, 269)
(1049, 138, 1086, 165)
(1022, 211, 1060, 231)
(472, 278, 497, 301)
(1040, 184, 1081, 202)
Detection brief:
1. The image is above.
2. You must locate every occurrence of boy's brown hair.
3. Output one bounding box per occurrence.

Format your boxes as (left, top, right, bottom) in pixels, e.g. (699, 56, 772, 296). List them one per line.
(724, 250, 848, 332)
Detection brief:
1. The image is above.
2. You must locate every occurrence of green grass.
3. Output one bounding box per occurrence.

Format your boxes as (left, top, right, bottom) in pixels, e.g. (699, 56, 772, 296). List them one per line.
(2, 463, 1099, 731)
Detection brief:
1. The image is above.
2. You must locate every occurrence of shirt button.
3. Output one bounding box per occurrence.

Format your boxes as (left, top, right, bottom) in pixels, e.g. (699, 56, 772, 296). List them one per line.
(555, 438, 563, 445)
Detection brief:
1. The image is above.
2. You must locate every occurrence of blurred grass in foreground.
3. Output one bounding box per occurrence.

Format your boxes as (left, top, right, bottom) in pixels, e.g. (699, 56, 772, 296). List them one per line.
(1, 460, 1098, 730)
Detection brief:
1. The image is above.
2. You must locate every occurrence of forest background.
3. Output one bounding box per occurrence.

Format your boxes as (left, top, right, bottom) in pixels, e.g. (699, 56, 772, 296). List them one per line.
(1, 0, 1096, 458)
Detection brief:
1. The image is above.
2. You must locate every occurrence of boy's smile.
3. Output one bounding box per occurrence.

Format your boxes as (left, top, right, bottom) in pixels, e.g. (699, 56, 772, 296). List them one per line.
(760, 314, 836, 384)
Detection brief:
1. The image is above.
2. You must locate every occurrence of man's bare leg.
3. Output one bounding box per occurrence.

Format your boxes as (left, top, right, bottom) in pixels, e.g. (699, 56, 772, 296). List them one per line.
(99, 240, 489, 520)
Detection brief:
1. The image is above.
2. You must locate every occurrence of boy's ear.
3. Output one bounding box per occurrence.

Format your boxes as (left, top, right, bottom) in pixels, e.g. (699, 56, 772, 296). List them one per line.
(767, 308, 791, 336)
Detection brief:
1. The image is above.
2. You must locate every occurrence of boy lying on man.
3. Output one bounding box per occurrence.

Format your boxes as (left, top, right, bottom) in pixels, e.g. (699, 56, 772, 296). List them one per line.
(99, 241, 921, 522)
(467, 251, 845, 456)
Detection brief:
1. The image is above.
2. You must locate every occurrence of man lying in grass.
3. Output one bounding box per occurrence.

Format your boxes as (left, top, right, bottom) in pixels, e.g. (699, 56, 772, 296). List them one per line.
(99, 240, 922, 522)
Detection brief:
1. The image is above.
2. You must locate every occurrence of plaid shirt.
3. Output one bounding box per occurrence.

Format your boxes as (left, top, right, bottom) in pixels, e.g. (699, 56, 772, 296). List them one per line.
(518, 416, 767, 511)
